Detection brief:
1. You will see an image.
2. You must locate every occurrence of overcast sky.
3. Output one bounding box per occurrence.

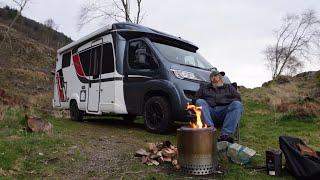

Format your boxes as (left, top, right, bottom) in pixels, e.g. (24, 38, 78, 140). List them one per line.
(1, 0, 320, 88)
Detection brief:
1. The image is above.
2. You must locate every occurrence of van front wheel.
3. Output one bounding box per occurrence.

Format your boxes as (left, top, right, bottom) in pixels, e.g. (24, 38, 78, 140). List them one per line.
(70, 101, 84, 121)
(144, 96, 172, 133)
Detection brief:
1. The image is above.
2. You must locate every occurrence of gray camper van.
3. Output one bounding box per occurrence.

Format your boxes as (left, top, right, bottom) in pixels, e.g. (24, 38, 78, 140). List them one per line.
(53, 22, 214, 133)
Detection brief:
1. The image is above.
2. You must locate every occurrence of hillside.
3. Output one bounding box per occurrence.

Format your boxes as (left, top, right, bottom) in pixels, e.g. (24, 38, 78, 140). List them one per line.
(0, 8, 72, 113)
(0, 6, 72, 49)
(241, 71, 320, 118)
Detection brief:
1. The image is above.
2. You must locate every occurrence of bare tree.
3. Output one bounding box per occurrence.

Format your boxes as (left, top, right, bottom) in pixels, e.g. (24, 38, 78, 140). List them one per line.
(0, 0, 31, 48)
(44, 18, 59, 31)
(78, 0, 144, 30)
(264, 9, 320, 79)
(43, 18, 59, 46)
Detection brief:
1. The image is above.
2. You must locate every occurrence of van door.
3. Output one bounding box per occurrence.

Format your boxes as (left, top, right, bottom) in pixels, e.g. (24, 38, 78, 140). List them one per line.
(87, 39, 103, 112)
(123, 39, 160, 114)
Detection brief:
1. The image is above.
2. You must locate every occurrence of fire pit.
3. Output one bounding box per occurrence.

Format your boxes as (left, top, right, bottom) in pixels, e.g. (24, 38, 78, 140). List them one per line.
(177, 104, 218, 175)
(177, 126, 217, 175)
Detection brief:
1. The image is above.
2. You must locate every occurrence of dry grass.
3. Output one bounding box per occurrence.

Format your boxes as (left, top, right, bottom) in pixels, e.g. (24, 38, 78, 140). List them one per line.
(0, 22, 55, 110)
(241, 71, 320, 118)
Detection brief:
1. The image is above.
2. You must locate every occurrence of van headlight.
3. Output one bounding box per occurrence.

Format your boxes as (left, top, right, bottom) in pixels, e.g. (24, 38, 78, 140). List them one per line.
(170, 69, 202, 81)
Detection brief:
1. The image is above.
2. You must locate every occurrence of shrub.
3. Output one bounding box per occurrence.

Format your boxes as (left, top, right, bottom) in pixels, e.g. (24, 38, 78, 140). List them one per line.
(274, 75, 291, 84)
(277, 101, 320, 118)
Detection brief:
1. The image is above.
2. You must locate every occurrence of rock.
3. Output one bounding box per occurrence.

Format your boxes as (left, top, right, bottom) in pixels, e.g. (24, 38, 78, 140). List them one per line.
(26, 115, 53, 134)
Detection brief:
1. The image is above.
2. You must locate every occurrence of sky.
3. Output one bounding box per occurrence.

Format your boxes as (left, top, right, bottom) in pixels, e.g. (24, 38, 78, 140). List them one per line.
(1, 0, 320, 88)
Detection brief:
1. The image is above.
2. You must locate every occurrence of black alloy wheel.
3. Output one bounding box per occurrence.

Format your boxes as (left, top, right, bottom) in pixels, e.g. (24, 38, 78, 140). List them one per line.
(70, 101, 84, 121)
(144, 96, 172, 133)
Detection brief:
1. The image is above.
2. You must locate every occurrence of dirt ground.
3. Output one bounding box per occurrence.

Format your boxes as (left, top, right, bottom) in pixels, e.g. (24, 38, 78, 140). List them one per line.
(53, 117, 184, 179)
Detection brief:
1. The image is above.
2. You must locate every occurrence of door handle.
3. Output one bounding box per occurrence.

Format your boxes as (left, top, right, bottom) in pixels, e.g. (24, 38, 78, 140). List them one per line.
(89, 81, 92, 88)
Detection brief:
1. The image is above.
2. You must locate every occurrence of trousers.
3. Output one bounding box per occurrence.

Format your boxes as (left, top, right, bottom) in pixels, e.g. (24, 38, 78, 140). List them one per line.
(195, 99, 243, 135)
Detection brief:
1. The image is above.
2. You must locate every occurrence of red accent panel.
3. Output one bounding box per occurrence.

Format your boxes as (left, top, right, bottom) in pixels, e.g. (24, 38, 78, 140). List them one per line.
(56, 74, 65, 101)
(73, 54, 86, 77)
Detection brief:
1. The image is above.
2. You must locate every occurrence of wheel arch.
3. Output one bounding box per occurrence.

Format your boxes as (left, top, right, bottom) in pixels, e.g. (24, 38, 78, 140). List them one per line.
(69, 93, 80, 109)
(142, 80, 182, 118)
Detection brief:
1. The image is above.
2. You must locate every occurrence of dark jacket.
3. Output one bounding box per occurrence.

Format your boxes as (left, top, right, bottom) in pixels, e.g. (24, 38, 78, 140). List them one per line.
(193, 83, 241, 107)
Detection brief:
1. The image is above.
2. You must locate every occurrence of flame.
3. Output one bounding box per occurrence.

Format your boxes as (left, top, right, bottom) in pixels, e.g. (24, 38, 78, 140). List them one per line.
(186, 103, 207, 128)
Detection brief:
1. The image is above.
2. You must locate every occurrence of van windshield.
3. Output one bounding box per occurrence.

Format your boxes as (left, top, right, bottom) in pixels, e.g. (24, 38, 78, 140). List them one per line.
(152, 42, 213, 70)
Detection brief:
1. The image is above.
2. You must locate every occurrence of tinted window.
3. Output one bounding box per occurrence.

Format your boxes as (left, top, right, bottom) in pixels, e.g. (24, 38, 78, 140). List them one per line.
(128, 40, 158, 69)
(79, 50, 91, 76)
(152, 42, 213, 70)
(62, 52, 71, 68)
(102, 43, 114, 74)
(90, 46, 102, 79)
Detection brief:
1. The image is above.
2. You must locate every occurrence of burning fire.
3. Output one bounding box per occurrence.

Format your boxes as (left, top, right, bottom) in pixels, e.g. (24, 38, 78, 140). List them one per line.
(186, 103, 207, 128)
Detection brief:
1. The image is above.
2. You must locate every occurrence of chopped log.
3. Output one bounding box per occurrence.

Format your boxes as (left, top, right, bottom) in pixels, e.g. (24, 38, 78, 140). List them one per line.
(157, 156, 164, 163)
(141, 156, 148, 163)
(172, 159, 178, 166)
(135, 141, 179, 168)
(163, 141, 172, 148)
(150, 159, 160, 166)
(146, 161, 154, 166)
(162, 148, 177, 158)
(156, 151, 162, 157)
(135, 149, 149, 157)
(150, 154, 161, 159)
(175, 164, 181, 170)
(147, 143, 158, 153)
(163, 157, 172, 162)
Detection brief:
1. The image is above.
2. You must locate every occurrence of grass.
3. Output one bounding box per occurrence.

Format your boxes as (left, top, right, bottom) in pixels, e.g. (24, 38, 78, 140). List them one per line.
(0, 100, 319, 179)
(0, 106, 80, 178)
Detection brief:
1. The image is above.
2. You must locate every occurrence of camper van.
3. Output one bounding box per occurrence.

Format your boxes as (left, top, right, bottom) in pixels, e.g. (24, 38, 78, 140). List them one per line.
(53, 22, 215, 133)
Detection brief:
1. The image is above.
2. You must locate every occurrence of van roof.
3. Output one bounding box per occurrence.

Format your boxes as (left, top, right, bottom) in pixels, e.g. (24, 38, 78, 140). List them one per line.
(57, 22, 198, 54)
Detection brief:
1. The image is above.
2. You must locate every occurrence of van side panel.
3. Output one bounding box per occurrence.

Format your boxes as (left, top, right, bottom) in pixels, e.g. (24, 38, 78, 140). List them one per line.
(53, 33, 128, 115)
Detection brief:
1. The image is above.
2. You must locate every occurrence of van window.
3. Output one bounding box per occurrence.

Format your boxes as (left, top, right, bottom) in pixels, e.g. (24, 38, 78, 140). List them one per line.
(90, 45, 102, 79)
(101, 43, 114, 74)
(128, 40, 158, 69)
(62, 51, 71, 68)
(79, 50, 91, 76)
(153, 42, 213, 70)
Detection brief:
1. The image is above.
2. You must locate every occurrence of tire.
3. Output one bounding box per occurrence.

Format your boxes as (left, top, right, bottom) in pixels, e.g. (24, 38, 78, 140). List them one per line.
(122, 114, 137, 122)
(70, 100, 84, 121)
(144, 96, 172, 133)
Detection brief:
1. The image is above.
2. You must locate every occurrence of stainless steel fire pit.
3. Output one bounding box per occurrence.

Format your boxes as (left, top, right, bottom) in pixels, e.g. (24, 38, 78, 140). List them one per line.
(177, 126, 217, 175)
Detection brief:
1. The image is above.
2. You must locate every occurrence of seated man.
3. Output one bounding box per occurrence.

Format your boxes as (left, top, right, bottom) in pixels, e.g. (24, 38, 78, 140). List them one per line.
(193, 70, 243, 143)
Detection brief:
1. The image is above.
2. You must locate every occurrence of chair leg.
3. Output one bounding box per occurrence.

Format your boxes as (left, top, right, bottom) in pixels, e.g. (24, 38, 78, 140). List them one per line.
(234, 124, 240, 143)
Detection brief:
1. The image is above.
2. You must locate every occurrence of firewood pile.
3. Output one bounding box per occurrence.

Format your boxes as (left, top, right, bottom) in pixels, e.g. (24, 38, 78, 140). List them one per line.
(135, 141, 180, 169)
